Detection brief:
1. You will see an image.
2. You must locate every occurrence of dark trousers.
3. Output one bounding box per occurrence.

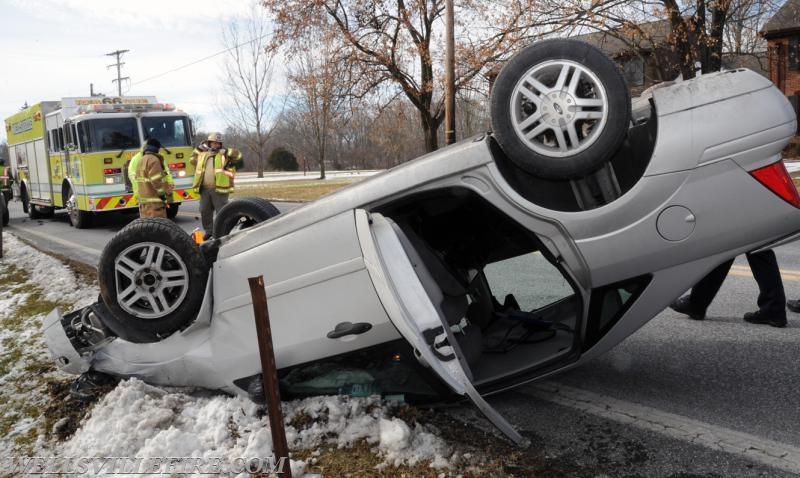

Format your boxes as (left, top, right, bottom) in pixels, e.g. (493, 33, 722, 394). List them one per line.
(690, 250, 786, 319)
(199, 188, 229, 234)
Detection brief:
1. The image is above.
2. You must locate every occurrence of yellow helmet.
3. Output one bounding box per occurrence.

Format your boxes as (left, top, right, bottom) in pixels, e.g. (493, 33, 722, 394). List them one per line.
(207, 132, 223, 143)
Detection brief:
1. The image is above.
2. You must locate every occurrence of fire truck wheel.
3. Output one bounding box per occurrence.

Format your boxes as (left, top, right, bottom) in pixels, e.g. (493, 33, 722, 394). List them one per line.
(64, 186, 93, 228)
(98, 217, 209, 343)
(166, 203, 180, 219)
(28, 204, 44, 220)
(1, 194, 8, 227)
(212, 197, 280, 238)
(20, 187, 29, 214)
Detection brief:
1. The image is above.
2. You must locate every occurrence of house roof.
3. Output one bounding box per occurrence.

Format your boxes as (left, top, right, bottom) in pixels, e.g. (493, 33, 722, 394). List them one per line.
(721, 52, 769, 77)
(573, 19, 672, 56)
(762, 0, 800, 36)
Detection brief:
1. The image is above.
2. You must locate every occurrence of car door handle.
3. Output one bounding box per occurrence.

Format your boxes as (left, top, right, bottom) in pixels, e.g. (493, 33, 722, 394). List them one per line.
(327, 321, 372, 339)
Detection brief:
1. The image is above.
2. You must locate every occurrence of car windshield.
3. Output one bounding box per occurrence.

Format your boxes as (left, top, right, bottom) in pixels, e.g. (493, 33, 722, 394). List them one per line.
(141, 116, 191, 147)
(77, 118, 139, 152)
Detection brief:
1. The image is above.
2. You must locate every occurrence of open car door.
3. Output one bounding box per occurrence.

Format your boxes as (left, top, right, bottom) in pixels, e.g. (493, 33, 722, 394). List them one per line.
(356, 209, 530, 446)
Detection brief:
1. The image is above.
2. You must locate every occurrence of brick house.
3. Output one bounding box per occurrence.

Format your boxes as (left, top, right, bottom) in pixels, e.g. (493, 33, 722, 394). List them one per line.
(574, 20, 677, 96)
(575, 20, 768, 96)
(762, 0, 800, 96)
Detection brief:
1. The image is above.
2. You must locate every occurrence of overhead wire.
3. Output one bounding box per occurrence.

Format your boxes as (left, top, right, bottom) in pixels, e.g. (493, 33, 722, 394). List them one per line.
(130, 31, 274, 87)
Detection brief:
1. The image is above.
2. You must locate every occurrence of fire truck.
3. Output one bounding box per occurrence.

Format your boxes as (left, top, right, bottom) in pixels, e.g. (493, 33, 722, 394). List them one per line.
(3, 96, 199, 228)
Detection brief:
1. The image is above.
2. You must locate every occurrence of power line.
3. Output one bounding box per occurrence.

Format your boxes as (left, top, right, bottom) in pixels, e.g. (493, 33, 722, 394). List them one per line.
(131, 32, 273, 87)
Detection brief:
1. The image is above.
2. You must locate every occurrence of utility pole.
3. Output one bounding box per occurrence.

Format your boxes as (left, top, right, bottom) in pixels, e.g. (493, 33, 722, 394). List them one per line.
(444, 0, 456, 145)
(106, 49, 130, 96)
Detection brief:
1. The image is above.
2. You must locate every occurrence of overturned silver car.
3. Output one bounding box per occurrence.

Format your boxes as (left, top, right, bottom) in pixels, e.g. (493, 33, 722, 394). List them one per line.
(44, 40, 799, 444)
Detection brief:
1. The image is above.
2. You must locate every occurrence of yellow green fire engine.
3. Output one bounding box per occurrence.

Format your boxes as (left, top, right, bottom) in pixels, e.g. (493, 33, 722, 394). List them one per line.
(3, 96, 199, 228)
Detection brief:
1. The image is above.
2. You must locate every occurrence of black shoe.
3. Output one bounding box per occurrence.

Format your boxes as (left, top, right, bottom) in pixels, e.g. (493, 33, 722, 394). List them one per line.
(787, 299, 800, 313)
(743, 310, 787, 328)
(669, 296, 706, 320)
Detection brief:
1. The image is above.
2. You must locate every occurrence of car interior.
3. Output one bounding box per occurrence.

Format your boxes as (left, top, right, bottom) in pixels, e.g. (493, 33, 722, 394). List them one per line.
(375, 187, 581, 388)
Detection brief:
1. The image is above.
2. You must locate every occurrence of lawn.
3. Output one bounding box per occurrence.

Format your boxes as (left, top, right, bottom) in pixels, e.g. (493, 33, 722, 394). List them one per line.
(232, 177, 363, 202)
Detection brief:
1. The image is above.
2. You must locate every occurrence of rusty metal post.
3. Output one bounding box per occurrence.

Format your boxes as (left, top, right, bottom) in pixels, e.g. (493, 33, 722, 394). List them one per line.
(0, 195, 4, 259)
(248, 276, 292, 478)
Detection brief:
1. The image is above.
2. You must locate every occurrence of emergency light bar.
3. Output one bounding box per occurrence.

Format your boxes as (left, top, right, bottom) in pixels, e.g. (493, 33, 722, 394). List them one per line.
(76, 103, 175, 114)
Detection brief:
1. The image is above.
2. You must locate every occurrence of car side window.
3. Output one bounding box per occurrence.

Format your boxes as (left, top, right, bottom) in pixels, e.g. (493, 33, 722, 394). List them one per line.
(483, 251, 574, 311)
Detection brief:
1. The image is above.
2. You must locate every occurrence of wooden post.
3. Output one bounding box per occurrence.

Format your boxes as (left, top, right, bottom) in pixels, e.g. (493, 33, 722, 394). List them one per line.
(444, 0, 456, 145)
(248, 276, 292, 478)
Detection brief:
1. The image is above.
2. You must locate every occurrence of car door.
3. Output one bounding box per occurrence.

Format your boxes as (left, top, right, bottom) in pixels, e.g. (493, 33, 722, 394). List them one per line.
(356, 208, 531, 445)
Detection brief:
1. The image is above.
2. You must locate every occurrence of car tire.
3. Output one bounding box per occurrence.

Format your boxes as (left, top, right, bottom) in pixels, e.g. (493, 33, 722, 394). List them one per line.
(166, 202, 180, 219)
(490, 39, 631, 180)
(64, 186, 93, 228)
(98, 217, 209, 343)
(212, 197, 280, 238)
(1, 193, 8, 227)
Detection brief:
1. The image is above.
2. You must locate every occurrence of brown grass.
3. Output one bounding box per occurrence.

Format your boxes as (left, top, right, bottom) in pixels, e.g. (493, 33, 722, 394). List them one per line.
(232, 178, 362, 202)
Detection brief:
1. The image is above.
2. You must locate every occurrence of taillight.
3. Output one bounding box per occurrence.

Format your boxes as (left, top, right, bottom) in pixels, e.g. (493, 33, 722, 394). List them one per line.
(168, 162, 186, 170)
(749, 161, 800, 208)
(103, 168, 122, 175)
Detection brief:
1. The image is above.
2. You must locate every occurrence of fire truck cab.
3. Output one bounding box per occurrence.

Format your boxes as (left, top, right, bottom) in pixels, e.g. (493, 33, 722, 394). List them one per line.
(4, 96, 199, 228)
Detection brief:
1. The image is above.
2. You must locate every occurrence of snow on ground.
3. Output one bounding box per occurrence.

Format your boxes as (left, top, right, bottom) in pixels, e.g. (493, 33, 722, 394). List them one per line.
(0, 232, 460, 477)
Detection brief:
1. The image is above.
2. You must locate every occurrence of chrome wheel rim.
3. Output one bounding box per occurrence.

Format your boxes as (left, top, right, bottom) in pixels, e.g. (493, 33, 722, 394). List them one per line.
(230, 215, 258, 234)
(509, 60, 609, 158)
(66, 191, 79, 224)
(113, 242, 189, 318)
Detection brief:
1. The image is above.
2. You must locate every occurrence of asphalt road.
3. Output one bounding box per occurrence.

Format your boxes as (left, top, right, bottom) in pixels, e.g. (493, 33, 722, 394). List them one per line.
(1, 199, 299, 266)
(4, 198, 800, 476)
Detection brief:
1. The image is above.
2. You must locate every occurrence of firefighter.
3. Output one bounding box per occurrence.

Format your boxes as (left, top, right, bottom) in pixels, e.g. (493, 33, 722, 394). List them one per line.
(190, 132, 243, 239)
(127, 140, 175, 204)
(135, 138, 173, 218)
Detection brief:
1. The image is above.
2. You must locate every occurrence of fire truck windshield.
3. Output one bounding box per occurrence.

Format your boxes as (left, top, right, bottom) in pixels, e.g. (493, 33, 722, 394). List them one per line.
(141, 116, 191, 148)
(77, 118, 139, 152)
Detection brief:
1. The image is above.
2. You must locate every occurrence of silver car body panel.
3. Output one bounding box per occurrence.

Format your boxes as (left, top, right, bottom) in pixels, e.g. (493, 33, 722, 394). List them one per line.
(44, 69, 799, 440)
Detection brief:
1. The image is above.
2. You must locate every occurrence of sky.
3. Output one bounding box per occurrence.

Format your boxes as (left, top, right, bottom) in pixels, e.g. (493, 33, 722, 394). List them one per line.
(0, 0, 261, 144)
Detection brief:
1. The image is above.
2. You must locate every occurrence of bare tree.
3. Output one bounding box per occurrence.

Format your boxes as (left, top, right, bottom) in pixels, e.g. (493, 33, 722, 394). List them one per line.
(724, 0, 777, 53)
(220, 3, 281, 177)
(286, 35, 354, 179)
(568, 0, 781, 80)
(262, 0, 576, 153)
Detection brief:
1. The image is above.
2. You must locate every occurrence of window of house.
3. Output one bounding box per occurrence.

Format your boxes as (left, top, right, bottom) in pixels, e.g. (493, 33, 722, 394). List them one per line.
(790, 36, 799, 71)
(621, 56, 645, 86)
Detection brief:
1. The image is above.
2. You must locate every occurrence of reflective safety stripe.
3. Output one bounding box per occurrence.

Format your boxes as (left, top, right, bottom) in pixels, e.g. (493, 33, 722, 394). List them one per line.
(92, 188, 200, 210)
(95, 194, 136, 210)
